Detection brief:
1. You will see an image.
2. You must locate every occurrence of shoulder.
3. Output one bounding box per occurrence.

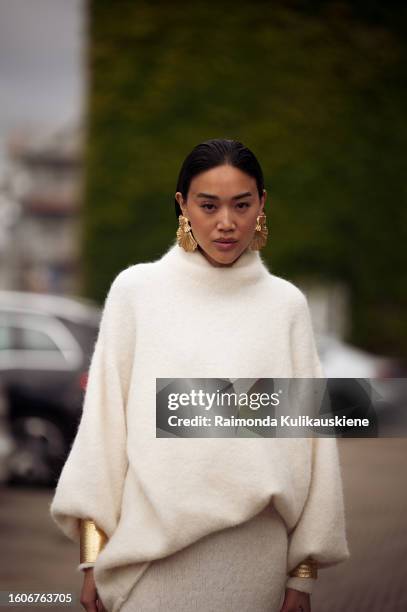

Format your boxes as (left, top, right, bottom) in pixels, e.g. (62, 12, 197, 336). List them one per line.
(111, 262, 153, 289)
(110, 245, 178, 291)
(109, 255, 165, 294)
(96, 263, 153, 318)
(104, 256, 169, 310)
(266, 272, 309, 312)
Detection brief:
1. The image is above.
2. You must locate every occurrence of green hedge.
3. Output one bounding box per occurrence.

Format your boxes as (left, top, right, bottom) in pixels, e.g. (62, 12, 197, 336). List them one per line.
(83, 1, 407, 359)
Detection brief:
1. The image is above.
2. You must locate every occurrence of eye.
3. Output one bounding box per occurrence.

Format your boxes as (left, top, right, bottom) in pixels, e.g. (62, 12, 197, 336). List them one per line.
(201, 203, 216, 211)
(236, 202, 250, 209)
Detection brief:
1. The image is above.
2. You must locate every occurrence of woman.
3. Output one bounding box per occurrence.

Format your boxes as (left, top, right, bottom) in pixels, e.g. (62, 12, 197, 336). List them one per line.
(50, 138, 350, 612)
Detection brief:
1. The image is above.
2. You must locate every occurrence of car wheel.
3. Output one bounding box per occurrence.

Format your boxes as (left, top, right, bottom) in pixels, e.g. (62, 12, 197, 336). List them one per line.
(8, 415, 67, 487)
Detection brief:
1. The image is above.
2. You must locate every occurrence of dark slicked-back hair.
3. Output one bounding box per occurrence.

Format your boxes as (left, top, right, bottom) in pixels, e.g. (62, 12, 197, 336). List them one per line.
(175, 138, 265, 217)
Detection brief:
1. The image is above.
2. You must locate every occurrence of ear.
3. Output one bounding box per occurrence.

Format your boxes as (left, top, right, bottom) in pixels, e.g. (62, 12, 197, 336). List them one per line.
(175, 192, 186, 216)
(259, 189, 267, 214)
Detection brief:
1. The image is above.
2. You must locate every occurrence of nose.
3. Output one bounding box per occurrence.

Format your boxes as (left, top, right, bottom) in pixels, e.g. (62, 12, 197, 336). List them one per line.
(216, 209, 236, 231)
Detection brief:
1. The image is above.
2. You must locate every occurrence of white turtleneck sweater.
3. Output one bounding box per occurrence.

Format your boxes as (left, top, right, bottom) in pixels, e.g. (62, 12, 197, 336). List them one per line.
(50, 240, 350, 612)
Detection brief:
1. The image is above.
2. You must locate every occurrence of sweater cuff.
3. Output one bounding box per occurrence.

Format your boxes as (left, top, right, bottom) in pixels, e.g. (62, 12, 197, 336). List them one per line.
(77, 562, 95, 572)
(285, 576, 315, 595)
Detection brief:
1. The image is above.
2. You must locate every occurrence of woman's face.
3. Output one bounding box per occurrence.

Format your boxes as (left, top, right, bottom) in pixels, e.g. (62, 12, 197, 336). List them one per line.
(175, 164, 267, 267)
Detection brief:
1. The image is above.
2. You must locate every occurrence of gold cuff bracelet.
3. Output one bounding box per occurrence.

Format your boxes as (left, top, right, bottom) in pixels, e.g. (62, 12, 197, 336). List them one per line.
(288, 557, 318, 579)
(79, 519, 107, 564)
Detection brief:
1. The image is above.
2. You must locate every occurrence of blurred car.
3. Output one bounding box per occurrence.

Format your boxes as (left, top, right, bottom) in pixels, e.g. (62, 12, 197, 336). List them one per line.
(316, 333, 394, 379)
(316, 333, 403, 436)
(0, 380, 15, 483)
(0, 289, 101, 486)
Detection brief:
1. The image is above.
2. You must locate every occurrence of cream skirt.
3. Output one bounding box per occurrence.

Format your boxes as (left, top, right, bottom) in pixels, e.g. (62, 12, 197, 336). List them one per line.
(118, 504, 288, 612)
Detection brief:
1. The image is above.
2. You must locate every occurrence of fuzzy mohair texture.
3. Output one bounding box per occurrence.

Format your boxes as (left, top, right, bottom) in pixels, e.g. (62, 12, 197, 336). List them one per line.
(50, 239, 350, 612)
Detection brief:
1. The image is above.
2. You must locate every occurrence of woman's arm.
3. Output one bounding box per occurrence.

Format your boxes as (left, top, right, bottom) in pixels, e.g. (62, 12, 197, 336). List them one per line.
(285, 556, 318, 595)
(77, 519, 107, 571)
(284, 291, 350, 593)
(285, 434, 350, 579)
(49, 270, 135, 550)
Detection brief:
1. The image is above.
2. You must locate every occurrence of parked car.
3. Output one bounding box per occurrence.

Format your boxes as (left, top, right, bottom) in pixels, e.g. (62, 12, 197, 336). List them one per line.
(316, 333, 394, 379)
(0, 290, 101, 486)
(0, 380, 15, 483)
(316, 333, 402, 436)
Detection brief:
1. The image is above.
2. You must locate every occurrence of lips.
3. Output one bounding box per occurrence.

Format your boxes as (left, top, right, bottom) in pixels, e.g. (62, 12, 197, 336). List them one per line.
(214, 239, 237, 243)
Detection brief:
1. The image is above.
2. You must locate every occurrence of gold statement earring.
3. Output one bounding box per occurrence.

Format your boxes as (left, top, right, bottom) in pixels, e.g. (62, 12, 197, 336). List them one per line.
(176, 215, 198, 252)
(249, 213, 269, 250)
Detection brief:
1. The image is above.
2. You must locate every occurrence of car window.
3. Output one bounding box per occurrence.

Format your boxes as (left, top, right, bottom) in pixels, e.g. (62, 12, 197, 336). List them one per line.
(0, 325, 15, 350)
(0, 310, 83, 370)
(20, 327, 60, 352)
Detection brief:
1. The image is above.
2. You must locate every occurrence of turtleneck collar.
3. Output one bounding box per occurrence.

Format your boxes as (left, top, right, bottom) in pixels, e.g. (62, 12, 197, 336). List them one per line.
(159, 239, 270, 289)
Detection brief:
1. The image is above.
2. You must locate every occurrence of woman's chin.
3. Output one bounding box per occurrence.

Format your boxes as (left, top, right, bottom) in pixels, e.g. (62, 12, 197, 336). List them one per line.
(200, 242, 246, 267)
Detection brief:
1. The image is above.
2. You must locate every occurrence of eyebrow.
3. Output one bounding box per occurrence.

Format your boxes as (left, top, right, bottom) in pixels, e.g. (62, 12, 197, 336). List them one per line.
(195, 191, 253, 200)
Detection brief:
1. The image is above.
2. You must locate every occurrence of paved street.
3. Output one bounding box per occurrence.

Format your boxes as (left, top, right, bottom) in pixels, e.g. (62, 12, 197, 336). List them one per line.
(1, 438, 406, 611)
(312, 438, 407, 612)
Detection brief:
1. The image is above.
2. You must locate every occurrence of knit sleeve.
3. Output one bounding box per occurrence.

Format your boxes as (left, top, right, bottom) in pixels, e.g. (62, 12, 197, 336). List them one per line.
(285, 435, 350, 591)
(49, 271, 134, 555)
(285, 291, 350, 593)
(289, 289, 324, 379)
(77, 562, 95, 572)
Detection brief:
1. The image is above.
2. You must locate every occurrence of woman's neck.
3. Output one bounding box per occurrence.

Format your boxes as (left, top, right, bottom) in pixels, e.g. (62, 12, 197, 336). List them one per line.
(158, 239, 270, 291)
